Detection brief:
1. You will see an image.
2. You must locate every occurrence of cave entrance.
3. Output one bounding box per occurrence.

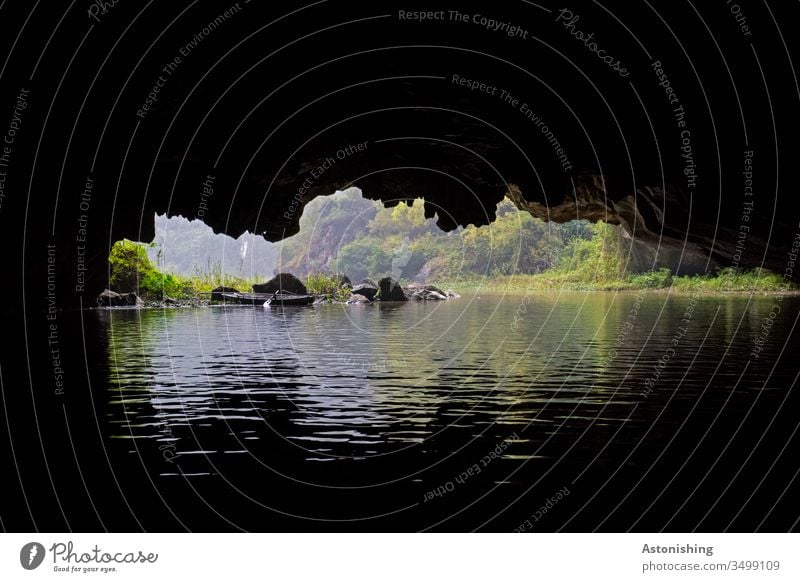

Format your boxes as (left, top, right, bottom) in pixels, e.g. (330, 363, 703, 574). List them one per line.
(102, 187, 634, 305)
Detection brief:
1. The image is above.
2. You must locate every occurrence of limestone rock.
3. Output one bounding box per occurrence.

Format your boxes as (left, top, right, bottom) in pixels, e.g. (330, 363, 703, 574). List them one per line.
(97, 289, 143, 307)
(377, 277, 407, 301)
(252, 273, 307, 295)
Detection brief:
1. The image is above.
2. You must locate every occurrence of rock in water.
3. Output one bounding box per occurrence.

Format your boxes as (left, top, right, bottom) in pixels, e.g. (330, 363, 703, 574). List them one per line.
(422, 284, 446, 296)
(97, 289, 143, 307)
(378, 277, 407, 301)
(211, 286, 239, 301)
(252, 273, 307, 295)
(405, 287, 422, 300)
(351, 282, 378, 300)
(445, 289, 461, 299)
(347, 293, 371, 304)
(411, 289, 447, 301)
(425, 290, 448, 300)
(406, 283, 450, 300)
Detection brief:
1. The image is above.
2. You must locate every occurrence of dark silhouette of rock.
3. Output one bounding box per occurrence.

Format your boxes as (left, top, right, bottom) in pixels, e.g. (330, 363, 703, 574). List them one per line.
(378, 277, 407, 301)
(351, 282, 378, 300)
(252, 273, 307, 295)
(97, 289, 143, 307)
(211, 286, 239, 301)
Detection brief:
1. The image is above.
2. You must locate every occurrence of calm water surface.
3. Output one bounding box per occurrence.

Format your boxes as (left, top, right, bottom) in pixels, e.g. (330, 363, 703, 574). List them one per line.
(96, 292, 799, 530)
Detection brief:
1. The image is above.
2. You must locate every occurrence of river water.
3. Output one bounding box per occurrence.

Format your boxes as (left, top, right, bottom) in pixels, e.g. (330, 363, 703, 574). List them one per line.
(94, 291, 799, 531)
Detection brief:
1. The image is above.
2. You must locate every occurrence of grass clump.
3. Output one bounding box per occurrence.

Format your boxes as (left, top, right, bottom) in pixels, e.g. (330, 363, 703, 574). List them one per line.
(305, 273, 352, 301)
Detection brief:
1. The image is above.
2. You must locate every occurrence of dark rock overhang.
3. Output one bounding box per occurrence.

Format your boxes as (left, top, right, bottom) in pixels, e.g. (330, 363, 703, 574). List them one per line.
(5, 0, 797, 301)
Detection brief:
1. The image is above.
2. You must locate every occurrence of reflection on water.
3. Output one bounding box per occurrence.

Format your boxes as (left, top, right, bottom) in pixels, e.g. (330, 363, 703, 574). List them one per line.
(100, 292, 797, 487)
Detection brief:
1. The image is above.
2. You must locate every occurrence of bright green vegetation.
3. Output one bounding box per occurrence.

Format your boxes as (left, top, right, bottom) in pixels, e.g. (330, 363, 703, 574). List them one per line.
(304, 274, 352, 302)
(276, 190, 585, 281)
(110, 189, 794, 299)
(109, 239, 260, 299)
(110, 242, 355, 301)
(443, 267, 788, 294)
(671, 268, 788, 293)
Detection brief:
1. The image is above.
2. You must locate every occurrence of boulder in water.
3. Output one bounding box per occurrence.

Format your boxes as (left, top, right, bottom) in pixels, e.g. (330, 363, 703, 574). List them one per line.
(97, 289, 143, 307)
(377, 277, 407, 301)
(423, 290, 448, 300)
(211, 286, 239, 301)
(351, 282, 378, 300)
(411, 288, 447, 301)
(423, 284, 446, 296)
(252, 273, 307, 295)
(405, 286, 422, 300)
(406, 284, 449, 300)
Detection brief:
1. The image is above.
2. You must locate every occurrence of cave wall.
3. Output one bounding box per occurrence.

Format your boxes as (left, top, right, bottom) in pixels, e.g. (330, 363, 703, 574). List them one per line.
(2, 0, 798, 305)
(4, 0, 800, 534)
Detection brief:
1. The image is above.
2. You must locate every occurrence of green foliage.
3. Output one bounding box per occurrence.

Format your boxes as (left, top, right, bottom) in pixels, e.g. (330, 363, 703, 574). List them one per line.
(240, 193, 597, 284)
(276, 188, 379, 275)
(671, 267, 787, 293)
(140, 271, 190, 298)
(187, 260, 260, 294)
(450, 267, 790, 293)
(627, 268, 673, 289)
(553, 222, 625, 283)
(305, 273, 352, 301)
(328, 197, 588, 282)
(109, 239, 262, 299)
(334, 237, 394, 281)
(108, 240, 158, 293)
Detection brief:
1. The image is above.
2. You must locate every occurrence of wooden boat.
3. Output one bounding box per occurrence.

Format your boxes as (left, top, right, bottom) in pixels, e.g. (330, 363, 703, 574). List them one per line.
(266, 293, 316, 306)
(218, 291, 316, 306)
(218, 292, 273, 305)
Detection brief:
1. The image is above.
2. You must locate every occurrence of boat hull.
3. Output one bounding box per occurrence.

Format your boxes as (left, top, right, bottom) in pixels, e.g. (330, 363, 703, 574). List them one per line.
(218, 292, 316, 306)
(266, 295, 315, 306)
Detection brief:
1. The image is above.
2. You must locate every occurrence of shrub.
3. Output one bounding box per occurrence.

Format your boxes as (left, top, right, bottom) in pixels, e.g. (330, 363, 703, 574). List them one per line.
(140, 270, 189, 298)
(108, 240, 157, 293)
(672, 267, 787, 293)
(305, 273, 352, 301)
(109, 239, 197, 299)
(628, 268, 673, 289)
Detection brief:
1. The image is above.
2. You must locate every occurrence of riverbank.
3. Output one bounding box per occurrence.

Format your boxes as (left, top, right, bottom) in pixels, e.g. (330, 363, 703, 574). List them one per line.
(103, 265, 797, 309)
(437, 268, 797, 295)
